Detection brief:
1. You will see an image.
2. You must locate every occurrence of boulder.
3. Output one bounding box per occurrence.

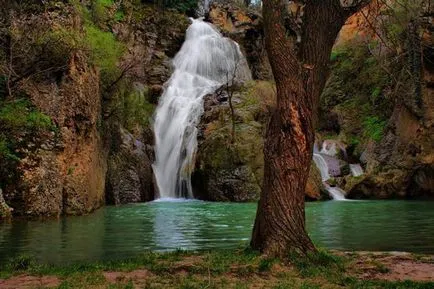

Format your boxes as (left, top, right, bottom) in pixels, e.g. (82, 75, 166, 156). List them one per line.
(305, 164, 328, 200)
(193, 82, 328, 202)
(0, 189, 12, 219)
(106, 127, 155, 205)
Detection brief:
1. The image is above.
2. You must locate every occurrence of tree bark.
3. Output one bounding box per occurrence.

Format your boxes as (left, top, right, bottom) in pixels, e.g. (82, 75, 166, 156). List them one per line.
(251, 0, 371, 257)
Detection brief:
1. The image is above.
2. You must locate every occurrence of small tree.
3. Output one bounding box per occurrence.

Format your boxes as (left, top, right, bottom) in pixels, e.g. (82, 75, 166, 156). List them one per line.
(225, 59, 241, 144)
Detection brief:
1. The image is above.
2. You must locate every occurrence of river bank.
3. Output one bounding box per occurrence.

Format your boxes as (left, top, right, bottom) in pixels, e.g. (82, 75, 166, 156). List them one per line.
(1, 250, 433, 289)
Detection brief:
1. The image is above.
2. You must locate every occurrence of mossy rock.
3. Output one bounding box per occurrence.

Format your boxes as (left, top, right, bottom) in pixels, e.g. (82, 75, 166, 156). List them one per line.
(194, 81, 328, 202)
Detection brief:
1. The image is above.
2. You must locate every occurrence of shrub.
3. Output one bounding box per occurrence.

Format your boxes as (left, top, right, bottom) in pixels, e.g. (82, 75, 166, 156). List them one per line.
(84, 24, 125, 82)
(118, 86, 155, 131)
(0, 136, 19, 161)
(0, 98, 55, 167)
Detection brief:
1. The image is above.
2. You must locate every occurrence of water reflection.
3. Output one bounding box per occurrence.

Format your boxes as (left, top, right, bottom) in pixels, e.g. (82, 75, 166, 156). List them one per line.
(1, 200, 434, 264)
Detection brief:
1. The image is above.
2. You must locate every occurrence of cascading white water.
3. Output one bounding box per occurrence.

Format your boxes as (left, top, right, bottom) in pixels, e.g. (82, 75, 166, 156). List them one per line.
(313, 153, 331, 182)
(324, 185, 347, 201)
(350, 164, 364, 177)
(313, 150, 347, 201)
(153, 19, 250, 199)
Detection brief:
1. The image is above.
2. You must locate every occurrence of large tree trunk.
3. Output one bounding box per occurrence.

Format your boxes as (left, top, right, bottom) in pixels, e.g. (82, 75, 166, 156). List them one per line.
(251, 76, 316, 255)
(251, 0, 370, 257)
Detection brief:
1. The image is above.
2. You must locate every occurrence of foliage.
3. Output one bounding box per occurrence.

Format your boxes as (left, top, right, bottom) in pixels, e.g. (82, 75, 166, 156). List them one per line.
(327, 42, 390, 110)
(320, 0, 428, 158)
(0, 137, 19, 162)
(2, 20, 79, 94)
(0, 98, 55, 188)
(91, 0, 115, 24)
(376, 0, 426, 52)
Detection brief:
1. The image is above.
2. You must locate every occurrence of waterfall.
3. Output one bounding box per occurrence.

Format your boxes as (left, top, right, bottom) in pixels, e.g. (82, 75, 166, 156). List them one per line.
(324, 185, 347, 201)
(350, 164, 364, 177)
(313, 151, 347, 201)
(153, 19, 250, 199)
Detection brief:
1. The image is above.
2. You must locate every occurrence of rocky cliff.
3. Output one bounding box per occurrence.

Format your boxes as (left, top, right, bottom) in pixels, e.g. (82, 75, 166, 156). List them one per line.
(345, 9, 434, 199)
(0, 1, 188, 218)
(319, 2, 434, 199)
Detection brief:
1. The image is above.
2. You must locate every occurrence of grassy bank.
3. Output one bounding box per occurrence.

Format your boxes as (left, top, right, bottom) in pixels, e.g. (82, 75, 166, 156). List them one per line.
(1, 249, 433, 288)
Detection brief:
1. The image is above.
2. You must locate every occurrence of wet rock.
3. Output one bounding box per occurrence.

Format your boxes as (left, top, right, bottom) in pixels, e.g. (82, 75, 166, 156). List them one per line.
(207, 3, 272, 80)
(407, 165, 434, 197)
(194, 166, 261, 202)
(193, 83, 327, 202)
(347, 170, 408, 199)
(305, 164, 328, 201)
(148, 84, 163, 104)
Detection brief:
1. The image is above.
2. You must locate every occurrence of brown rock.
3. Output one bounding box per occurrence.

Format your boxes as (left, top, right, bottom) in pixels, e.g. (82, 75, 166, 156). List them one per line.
(305, 164, 327, 200)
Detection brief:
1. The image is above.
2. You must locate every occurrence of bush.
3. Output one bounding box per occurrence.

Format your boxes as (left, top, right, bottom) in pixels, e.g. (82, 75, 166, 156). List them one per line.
(0, 98, 55, 163)
(0, 136, 19, 161)
(0, 99, 54, 132)
(84, 24, 125, 83)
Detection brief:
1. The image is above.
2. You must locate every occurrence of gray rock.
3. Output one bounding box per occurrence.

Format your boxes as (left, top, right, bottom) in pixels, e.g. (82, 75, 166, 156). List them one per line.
(106, 127, 155, 205)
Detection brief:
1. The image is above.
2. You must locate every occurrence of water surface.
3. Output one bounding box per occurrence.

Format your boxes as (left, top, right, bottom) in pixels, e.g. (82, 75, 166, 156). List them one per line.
(1, 200, 433, 264)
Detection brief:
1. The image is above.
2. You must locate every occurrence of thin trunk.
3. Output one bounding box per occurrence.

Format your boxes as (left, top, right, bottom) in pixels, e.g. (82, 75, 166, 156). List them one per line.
(228, 91, 236, 144)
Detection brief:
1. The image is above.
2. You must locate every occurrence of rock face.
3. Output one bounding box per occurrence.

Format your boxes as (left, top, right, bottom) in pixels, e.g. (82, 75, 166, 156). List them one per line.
(305, 164, 328, 200)
(106, 127, 154, 205)
(0, 3, 188, 217)
(207, 3, 272, 80)
(2, 49, 107, 217)
(343, 9, 434, 199)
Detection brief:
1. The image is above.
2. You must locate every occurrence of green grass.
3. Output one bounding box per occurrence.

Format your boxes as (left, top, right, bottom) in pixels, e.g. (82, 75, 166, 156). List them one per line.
(1, 250, 433, 289)
(83, 24, 124, 80)
(0, 98, 56, 163)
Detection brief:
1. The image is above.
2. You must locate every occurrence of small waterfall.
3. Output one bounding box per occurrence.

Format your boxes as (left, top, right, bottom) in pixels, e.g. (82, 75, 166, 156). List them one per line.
(350, 164, 364, 177)
(153, 19, 250, 199)
(320, 141, 339, 156)
(324, 185, 347, 201)
(313, 150, 347, 201)
(313, 153, 331, 182)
